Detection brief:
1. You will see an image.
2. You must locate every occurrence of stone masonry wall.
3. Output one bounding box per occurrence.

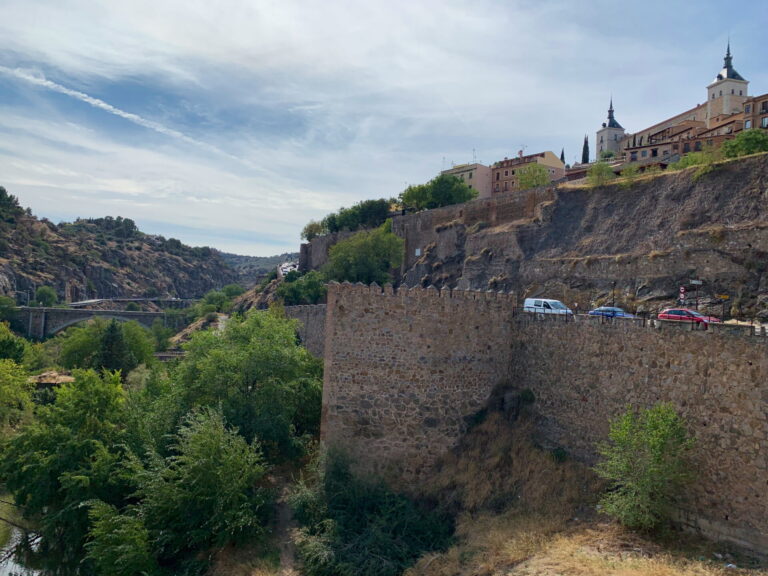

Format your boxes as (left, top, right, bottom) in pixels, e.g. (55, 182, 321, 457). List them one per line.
(285, 304, 326, 358)
(322, 283, 768, 552)
(391, 185, 556, 271)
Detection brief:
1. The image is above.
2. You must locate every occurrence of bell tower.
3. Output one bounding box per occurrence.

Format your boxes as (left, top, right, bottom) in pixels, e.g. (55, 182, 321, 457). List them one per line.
(706, 42, 749, 126)
(596, 98, 626, 160)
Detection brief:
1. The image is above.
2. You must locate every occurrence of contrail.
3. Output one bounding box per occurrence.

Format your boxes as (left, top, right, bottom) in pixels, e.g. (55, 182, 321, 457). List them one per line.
(0, 65, 266, 174)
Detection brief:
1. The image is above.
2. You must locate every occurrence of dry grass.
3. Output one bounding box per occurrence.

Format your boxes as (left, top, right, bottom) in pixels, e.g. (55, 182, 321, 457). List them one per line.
(405, 413, 766, 576)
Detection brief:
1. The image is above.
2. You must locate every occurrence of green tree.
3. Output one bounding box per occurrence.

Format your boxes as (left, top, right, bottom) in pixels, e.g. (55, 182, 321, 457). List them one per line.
(97, 319, 136, 373)
(0, 370, 132, 574)
(721, 129, 768, 158)
(619, 163, 640, 188)
(0, 358, 33, 431)
(175, 308, 323, 462)
(86, 502, 159, 576)
(0, 295, 17, 322)
(277, 270, 328, 305)
(594, 403, 694, 532)
(302, 219, 325, 241)
(222, 283, 245, 299)
(587, 161, 615, 188)
(600, 150, 616, 160)
(581, 134, 590, 164)
(0, 321, 26, 363)
(322, 220, 404, 285)
(517, 164, 550, 190)
(138, 408, 271, 561)
(35, 285, 58, 307)
(400, 174, 477, 211)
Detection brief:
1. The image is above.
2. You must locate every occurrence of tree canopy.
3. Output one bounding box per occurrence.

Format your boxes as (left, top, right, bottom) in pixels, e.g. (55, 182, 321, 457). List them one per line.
(303, 198, 394, 240)
(517, 164, 550, 190)
(721, 129, 768, 158)
(322, 220, 404, 285)
(399, 174, 477, 211)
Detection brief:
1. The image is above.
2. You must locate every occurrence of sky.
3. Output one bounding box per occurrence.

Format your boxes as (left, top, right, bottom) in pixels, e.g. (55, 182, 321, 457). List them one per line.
(0, 1, 766, 256)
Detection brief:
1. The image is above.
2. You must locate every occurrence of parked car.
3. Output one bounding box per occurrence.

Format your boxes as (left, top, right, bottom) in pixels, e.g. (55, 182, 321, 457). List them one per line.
(657, 308, 721, 324)
(523, 298, 574, 315)
(588, 306, 636, 318)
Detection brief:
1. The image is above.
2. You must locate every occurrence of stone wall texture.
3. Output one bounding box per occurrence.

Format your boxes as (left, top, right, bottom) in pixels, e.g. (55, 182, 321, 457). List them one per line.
(322, 283, 768, 552)
(285, 304, 326, 358)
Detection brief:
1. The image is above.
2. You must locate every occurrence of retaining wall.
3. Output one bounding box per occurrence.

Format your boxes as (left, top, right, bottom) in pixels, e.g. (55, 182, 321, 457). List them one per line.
(322, 283, 768, 552)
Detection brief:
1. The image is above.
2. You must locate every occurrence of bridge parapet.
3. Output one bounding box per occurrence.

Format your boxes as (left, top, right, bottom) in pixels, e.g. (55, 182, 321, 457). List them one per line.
(15, 307, 166, 339)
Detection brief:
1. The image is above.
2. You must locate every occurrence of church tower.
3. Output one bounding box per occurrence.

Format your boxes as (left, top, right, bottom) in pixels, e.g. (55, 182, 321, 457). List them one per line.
(596, 99, 626, 160)
(706, 42, 749, 127)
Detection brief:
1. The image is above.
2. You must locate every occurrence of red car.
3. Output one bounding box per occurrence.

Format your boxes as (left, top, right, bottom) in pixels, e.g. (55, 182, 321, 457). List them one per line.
(657, 308, 722, 324)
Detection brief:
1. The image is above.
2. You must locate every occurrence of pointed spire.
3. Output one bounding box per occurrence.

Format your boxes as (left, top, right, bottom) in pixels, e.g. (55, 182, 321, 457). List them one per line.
(724, 40, 732, 68)
(605, 98, 623, 130)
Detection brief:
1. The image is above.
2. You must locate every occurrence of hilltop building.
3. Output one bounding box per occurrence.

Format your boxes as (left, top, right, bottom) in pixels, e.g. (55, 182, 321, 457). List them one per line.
(599, 44, 764, 164)
(596, 99, 626, 159)
(440, 163, 492, 199)
(491, 151, 565, 194)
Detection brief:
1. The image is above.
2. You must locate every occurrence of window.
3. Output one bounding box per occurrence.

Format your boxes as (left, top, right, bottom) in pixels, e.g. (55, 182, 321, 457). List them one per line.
(762, 102, 768, 113)
(504, 170, 508, 176)
(731, 89, 734, 94)
(712, 93, 715, 100)
(496, 173, 500, 181)
(683, 143, 690, 153)
(468, 172, 472, 179)
(651, 148, 658, 158)
(740, 90, 743, 95)
(745, 104, 751, 114)
(663, 150, 669, 156)
(503, 181, 508, 191)
(762, 117, 768, 128)
(511, 170, 515, 175)
(745, 120, 752, 129)
(641, 150, 648, 158)
(719, 90, 722, 96)
(630, 151, 638, 161)
(672, 144, 679, 151)
(694, 142, 702, 151)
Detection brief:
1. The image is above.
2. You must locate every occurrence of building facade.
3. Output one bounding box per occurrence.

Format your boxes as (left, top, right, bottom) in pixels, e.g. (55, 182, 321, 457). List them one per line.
(490, 151, 565, 194)
(618, 44, 754, 163)
(441, 163, 492, 199)
(595, 99, 626, 160)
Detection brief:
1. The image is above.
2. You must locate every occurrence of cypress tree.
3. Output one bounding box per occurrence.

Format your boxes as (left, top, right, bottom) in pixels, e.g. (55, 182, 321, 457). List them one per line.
(581, 135, 590, 164)
(560, 148, 565, 163)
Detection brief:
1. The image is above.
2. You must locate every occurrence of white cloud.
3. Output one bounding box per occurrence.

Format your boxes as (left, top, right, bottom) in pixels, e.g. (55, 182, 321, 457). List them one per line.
(0, 0, 765, 254)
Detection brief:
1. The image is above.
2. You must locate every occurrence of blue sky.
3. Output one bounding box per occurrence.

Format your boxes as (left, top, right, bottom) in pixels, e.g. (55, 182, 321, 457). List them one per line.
(0, 1, 766, 256)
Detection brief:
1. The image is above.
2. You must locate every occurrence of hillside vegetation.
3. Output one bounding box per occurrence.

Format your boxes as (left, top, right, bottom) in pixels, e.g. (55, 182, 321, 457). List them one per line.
(0, 186, 239, 302)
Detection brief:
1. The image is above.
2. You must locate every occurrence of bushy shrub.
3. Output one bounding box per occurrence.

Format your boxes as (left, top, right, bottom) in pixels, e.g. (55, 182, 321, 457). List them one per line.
(291, 452, 453, 576)
(594, 403, 694, 532)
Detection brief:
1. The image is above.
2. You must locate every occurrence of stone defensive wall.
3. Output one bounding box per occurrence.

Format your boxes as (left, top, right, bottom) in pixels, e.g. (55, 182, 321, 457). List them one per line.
(321, 283, 768, 552)
(391, 184, 556, 271)
(284, 304, 326, 358)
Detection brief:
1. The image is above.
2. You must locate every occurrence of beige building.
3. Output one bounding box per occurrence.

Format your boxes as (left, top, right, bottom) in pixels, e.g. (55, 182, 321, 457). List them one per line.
(743, 92, 768, 131)
(441, 163, 492, 199)
(490, 151, 565, 194)
(596, 99, 626, 159)
(619, 44, 753, 162)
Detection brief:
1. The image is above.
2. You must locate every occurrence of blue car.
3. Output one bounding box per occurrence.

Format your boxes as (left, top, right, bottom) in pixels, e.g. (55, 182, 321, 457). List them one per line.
(588, 306, 636, 318)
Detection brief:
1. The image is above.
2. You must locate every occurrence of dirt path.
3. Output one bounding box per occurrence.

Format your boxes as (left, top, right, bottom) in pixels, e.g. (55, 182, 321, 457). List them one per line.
(274, 486, 298, 576)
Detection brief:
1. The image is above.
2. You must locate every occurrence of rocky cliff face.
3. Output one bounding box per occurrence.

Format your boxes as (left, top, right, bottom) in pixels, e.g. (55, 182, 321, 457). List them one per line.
(0, 190, 238, 302)
(398, 154, 768, 317)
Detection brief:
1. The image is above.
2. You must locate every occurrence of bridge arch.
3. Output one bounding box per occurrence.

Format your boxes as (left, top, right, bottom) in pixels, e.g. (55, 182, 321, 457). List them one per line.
(49, 314, 160, 336)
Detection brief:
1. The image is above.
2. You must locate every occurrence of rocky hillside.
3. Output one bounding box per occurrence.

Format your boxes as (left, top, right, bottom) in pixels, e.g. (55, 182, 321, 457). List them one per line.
(220, 251, 298, 288)
(0, 187, 239, 302)
(401, 153, 768, 317)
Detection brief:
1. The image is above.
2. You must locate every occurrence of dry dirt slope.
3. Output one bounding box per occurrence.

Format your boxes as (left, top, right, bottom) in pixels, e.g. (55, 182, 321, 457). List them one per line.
(403, 154, 768, 316)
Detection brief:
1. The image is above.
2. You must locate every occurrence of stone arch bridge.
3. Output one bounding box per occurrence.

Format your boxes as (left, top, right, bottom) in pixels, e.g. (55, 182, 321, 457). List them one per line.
(15, 307, 166, 340)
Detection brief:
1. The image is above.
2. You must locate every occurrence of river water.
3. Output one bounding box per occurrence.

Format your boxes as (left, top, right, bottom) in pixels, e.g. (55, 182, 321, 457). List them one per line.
(0, 528, 38, 576)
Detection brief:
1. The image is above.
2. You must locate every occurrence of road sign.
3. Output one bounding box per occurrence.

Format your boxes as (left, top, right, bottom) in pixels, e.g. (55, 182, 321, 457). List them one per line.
(716, 294, 730, 300)
(690, 279, 703, 286)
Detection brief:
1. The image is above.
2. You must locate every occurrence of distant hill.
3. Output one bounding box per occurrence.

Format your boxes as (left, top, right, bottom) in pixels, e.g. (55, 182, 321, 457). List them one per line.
(0, 186, 242, 303)
(220, 251, 299, 288)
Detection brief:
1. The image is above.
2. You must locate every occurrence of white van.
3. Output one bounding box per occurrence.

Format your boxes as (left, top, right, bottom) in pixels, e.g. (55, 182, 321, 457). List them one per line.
(523, 298, 574, 316)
